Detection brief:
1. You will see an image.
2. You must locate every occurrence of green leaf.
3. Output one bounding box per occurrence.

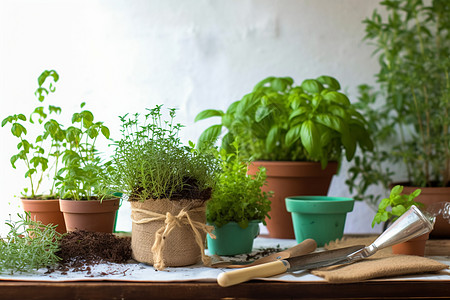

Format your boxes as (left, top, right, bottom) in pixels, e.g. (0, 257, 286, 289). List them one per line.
(390, 185, 403, 198)
(410, 189, 421, 199)
(289, 107, 310, 120)
(10, 155, 19, 169)
(285, 125, 302, 146)
(101, 126, 110, 139)
(25, 169, 36, 178)
(317, 75, 341, 90)
(255, 106, 271, 122)
(1, 117, 11, 127)
(301, 79, 323, 94)
(266, 126, 279, 152)
(392, 205, 406, 216)
(321, 91, 351, 106)
(11, 123, 27, 137)
(198, 124, 222, 146)
(194, 109, 224, 122)
(300, 120, 320, 157)
(81, 111, 94, 128)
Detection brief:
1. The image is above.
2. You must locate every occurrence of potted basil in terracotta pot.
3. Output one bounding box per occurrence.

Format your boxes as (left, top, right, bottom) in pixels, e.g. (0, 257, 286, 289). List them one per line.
(2, 70, 66, 233)
(196, 76, 373, 238)
(108, 105, 220, 270)
(206, 140, 272, 256)
(56, 102, 119, 233)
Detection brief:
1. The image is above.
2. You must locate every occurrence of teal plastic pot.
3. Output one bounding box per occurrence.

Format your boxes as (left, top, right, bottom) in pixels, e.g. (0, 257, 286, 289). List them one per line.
(207, 221, 260, 256)
(285, 196, 355, 247)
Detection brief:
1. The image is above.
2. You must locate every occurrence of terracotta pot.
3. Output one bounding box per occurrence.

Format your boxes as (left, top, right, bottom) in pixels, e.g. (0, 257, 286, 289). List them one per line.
(248, 161, 338, 239)
(59, 198, 120, 233)
(21, 198, 67, 234)
(400, 184, 450, 238)
(392, 233, 429, 256)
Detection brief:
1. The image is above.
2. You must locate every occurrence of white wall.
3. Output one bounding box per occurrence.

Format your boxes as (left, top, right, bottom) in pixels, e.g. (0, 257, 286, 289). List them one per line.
(0, 0, 384, 235)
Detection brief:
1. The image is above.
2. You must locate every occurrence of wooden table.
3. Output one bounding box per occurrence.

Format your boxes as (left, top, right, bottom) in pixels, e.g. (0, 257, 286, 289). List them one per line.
(0, 239, 448, 300)
(0, 280, 448, 300)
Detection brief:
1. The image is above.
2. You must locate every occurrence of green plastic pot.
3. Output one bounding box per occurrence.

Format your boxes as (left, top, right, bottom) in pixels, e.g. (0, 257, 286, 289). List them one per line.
(285, 196, 355, 247)
(207, 221, 260, 256)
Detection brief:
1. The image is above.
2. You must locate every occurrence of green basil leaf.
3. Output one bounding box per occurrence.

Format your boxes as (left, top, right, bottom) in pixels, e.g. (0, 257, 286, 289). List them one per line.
(194, 109, 224, 122)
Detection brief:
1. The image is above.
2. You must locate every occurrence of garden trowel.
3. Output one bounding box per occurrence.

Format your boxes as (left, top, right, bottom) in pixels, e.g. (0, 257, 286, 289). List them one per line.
(217, 205, 435, 287)
(211, 238, 317, 268)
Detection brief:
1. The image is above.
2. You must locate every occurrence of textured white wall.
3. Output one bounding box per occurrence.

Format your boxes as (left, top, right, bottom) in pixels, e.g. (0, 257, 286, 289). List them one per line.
(0, 0, 384, 235)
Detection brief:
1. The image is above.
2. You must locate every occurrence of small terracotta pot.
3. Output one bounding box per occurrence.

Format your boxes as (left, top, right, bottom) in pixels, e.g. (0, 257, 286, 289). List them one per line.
(392, 233, 429, 256)
(59, 198, 120, 233)
(248, 161, 338, 239)
(21, 198, 66, 234)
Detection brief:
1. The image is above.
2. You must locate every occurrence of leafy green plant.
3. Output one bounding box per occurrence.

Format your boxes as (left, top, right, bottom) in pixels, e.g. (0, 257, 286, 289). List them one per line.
(56, 102, 111, 200)
(206, 140, 272, 229)
(1, 70, 65, 198)
(347, 0, 450, 206)
(109, 105, 220, 202)
(372, 185, 423, 227)
(195, 76, 373, 168)
(0, 212, 62, 274)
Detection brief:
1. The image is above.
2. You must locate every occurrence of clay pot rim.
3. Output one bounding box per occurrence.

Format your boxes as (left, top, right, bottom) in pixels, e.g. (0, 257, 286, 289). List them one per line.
(393, 182, 450, 193)
(59, 198, 121, 214)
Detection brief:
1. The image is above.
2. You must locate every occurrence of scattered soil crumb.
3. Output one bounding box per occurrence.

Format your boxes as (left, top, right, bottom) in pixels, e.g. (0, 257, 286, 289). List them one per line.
(244, 245, 284, 261)
(48, 230, 132, 274)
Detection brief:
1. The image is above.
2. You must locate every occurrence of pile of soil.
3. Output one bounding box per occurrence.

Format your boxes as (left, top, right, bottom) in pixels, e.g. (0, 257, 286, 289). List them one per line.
(55, 230, 132, 272)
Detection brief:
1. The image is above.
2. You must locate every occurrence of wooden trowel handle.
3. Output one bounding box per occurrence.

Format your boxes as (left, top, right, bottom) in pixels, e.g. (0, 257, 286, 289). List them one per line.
(217, 260, 289, 287)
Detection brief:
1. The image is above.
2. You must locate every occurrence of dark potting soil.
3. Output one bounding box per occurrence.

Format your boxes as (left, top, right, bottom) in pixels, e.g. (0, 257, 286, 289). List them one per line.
(53, 230, 132, 273)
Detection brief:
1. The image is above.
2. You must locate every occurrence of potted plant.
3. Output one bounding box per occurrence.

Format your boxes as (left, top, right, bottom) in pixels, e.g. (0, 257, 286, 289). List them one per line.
(206, 140, 272, 256)
(1, 70, 67, 233)
(346, 0, 450, 237)
(108, 105, 220, 270)
(56, 102, 119, 233)
(372, 185, 427, 256)
(196, 76, 373, 238)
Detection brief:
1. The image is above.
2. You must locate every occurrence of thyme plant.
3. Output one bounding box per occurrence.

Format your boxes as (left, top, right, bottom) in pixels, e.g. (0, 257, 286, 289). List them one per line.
(0, 213, 62, 274)
(110, 105, 219, 202)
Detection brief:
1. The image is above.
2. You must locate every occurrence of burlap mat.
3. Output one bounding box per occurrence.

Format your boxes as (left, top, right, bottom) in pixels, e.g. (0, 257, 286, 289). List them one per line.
(310, 236, 448, 283)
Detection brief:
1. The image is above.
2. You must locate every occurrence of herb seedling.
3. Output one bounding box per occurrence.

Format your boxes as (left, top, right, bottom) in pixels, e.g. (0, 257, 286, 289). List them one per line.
(1, 70, 65, 198)
(56, 102, 111, 200)
(372, 185, 423, 227)
(207, 140, 272, 229)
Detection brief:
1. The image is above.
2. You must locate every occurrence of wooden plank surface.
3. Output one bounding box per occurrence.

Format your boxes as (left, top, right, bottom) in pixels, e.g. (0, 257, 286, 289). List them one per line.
(0, 280, 448, 300)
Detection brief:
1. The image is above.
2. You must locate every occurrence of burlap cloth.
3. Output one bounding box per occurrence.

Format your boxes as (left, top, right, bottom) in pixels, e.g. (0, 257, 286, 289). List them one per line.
(310, 236, 448, 283)
(130, 199, 214, 271)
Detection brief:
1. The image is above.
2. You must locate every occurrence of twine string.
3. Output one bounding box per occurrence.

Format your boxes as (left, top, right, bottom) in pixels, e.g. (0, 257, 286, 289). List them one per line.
(131, 207, 215, 270)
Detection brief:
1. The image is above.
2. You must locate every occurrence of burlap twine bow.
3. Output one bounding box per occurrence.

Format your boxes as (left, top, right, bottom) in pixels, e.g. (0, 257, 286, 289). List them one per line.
(131, 207, 216, 271)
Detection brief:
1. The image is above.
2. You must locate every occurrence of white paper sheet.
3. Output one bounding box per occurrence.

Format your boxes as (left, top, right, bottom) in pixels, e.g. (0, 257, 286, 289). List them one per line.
(0, 238, 448, 283)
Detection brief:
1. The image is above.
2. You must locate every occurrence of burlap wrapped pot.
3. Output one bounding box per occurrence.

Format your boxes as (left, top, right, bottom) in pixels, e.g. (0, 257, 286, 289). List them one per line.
(130, 198, 213, 270)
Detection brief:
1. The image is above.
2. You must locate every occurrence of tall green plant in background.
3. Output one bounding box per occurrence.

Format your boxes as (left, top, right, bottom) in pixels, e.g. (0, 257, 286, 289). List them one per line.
(347, 0, 450, 207)
(1, 70, 65, 198)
